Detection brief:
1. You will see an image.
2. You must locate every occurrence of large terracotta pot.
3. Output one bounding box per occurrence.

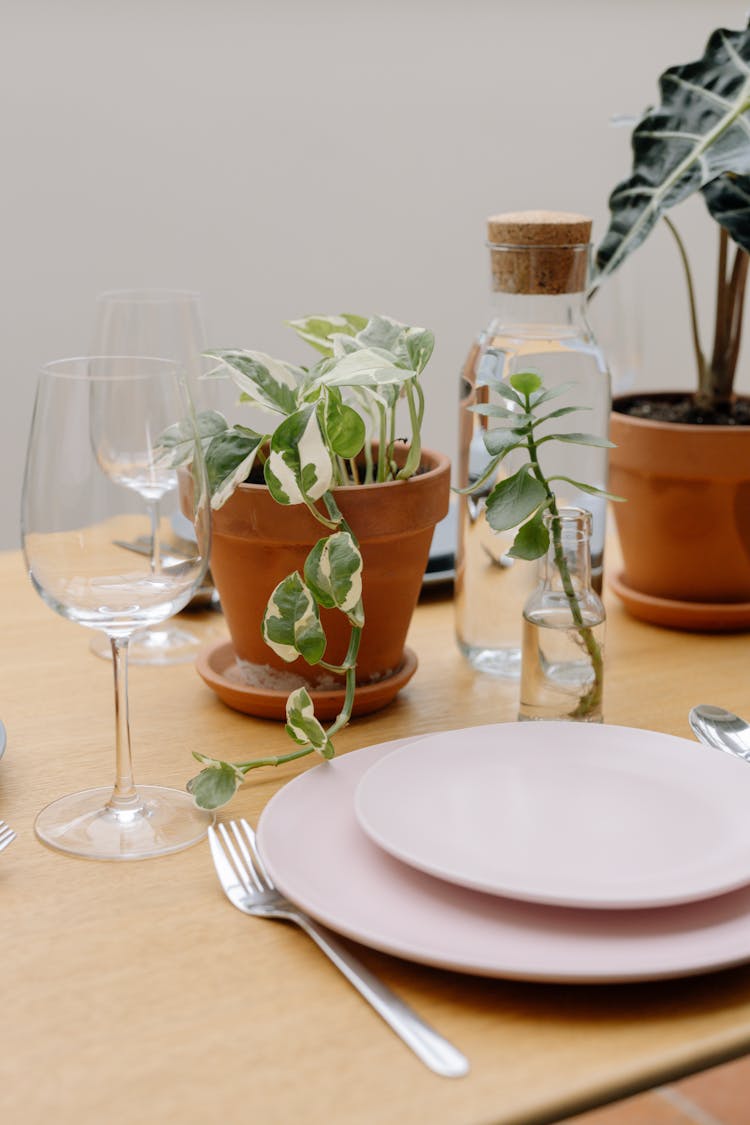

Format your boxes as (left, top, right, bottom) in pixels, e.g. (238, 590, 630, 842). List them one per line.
(209, 445, 451, 682)
(609, 394, 750, 626)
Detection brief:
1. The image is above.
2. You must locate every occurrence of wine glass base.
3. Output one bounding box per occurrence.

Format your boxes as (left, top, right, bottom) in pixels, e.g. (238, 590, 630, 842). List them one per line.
(90, 624, 202, 665)
(35, 785, 214, 860)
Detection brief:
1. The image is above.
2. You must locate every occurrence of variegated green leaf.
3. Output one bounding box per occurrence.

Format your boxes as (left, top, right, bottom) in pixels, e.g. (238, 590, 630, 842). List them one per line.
(156, 410, 228, 468)
(322, 390, 366, 459)
(264, 407, 333, 505)
(287, 315, 369, 356)
(352, 314, 406, 355)
(304, 532, 364, 626)
(205, 349, 300, 415)
(403, 327, 435, 373)
(285, 687, 333, 757)
(262, 572, 326, 664)
(205, 427, 264, 508)
(187, 757, 246, 809)
(318, 347, 415, 389)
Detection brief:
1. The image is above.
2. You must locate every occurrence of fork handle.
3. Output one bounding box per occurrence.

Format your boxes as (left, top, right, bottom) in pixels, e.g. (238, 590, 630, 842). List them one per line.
(294, 914, 469, 1078)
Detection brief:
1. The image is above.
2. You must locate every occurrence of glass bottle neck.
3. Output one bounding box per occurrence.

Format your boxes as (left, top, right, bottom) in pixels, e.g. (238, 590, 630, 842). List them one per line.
(541, 508, 593, 594)
(486, 289, 590, 341)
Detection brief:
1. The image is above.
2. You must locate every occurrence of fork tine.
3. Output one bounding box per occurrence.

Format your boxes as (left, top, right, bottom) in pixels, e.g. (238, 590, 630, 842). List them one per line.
(207, 826, 239, 889)
(0, 828, 16, 852)
(228, 821, 265, 892)
(239, 819, 273, 887)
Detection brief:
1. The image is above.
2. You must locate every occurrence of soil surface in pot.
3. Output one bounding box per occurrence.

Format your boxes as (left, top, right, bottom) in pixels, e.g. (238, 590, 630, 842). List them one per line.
(616, 393, 750, 426)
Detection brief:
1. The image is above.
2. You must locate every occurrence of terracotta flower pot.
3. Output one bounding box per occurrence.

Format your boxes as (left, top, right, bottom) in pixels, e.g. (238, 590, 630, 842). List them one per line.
(608, 394, 750, 628)
(208, 445, 451, 683)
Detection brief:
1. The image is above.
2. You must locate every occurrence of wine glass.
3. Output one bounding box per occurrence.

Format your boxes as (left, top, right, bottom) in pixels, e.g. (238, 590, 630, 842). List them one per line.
(89, 289, 217, 664)
(22, 355, 213, 860)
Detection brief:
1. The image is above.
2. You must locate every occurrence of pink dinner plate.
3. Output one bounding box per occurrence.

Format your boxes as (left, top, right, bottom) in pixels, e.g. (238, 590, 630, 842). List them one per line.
(257, 734, 750, 983)
(353, 722, 750, 910)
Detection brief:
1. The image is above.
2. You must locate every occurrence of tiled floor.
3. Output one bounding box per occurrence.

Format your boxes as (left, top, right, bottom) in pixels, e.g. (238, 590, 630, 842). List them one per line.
(565, 1054, 750, 1124)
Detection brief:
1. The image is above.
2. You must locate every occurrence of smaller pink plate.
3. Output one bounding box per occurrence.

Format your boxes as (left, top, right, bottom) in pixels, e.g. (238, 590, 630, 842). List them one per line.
(354, 722, 750, 910)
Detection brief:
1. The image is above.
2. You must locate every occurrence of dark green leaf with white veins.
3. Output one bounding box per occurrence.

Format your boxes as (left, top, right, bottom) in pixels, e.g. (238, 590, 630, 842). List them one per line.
(304, 532, 364, 626)
(702, 171, 750, 254)
(285, 687, 333, 757)
(595, 21, 750, 281)
(262, 572, 326, 664)
(485, 468, 548, 532)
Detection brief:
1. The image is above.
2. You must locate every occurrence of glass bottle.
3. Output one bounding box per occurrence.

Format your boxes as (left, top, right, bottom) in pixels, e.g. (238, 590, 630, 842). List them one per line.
(519, 507, 605, 723)
(455, 211, 611, 678)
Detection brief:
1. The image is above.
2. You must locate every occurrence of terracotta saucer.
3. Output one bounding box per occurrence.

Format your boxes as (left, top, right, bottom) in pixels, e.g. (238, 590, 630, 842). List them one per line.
(610, 571, 750, 633)
(196, 639, 418, 720)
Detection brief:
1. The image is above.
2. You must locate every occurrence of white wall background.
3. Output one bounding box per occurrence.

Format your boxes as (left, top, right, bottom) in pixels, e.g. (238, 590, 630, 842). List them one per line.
(3, 0, 749, 548)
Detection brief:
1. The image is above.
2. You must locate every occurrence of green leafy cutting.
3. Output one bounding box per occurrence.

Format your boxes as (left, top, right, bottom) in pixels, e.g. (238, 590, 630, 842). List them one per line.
(467, 370, 623, 720)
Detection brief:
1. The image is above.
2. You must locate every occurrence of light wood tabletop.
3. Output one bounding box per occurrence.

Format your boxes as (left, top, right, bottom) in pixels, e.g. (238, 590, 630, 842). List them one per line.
(2, 546, 750, 1125)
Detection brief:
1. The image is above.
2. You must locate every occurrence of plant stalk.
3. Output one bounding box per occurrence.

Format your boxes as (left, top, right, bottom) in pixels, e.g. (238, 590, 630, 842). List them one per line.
(523, 402, 603, 718)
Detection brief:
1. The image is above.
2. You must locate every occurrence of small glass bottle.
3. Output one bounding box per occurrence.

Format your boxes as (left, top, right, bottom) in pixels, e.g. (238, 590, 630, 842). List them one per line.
(455, 211, 611, 679)
(519, 507, 605, 723)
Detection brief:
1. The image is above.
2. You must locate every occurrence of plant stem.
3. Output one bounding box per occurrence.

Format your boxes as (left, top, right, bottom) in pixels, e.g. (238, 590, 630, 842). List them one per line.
(724, 245, 749, 402)
(523, 399, 603, 718)
(663, 215, 708, 399)
(377, 404, 388, 482)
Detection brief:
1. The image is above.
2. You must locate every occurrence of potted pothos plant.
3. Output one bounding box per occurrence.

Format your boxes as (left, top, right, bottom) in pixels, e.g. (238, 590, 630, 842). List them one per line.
(592, 18, 750, 626)
(160, 313, 450, 808)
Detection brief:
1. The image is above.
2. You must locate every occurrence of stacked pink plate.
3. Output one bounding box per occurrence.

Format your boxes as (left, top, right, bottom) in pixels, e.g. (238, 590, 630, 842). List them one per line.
(257, 722, 750, 983)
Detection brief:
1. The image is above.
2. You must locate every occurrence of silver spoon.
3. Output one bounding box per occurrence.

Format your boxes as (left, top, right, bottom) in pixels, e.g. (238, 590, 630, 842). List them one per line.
(688, 704, 750, 764)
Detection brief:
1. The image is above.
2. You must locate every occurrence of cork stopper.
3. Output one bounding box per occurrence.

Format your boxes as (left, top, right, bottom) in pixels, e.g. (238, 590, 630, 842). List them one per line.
(486, 210, 592, 295)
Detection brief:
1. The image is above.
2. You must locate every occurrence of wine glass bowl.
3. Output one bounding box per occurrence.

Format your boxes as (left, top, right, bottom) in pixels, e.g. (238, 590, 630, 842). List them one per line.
(89, 289, 216, 663)
(22, 356, 213, 859)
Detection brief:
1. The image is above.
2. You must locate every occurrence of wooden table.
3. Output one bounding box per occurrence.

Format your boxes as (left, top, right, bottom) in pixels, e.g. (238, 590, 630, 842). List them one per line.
(2, 546, 750, 1125)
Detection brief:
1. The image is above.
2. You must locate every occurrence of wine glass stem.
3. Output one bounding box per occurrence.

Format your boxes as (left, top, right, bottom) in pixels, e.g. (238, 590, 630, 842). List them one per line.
(108, 635, 141, 813)
(149, 499, 161, 573)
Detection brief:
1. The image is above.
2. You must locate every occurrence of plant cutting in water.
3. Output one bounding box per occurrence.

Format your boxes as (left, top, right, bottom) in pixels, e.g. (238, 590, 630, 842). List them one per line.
(158, 313, 436, 809)
(465, 370, 621, 719)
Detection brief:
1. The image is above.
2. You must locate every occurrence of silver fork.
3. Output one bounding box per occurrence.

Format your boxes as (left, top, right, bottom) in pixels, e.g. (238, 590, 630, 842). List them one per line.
(0, 820, 16, 853)
(208, 819, 469, 1078)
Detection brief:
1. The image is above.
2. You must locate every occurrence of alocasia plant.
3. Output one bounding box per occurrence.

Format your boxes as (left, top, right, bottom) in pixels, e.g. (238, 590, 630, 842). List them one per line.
(593, 19, 750, 413)
(158, 313, 434, 808)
